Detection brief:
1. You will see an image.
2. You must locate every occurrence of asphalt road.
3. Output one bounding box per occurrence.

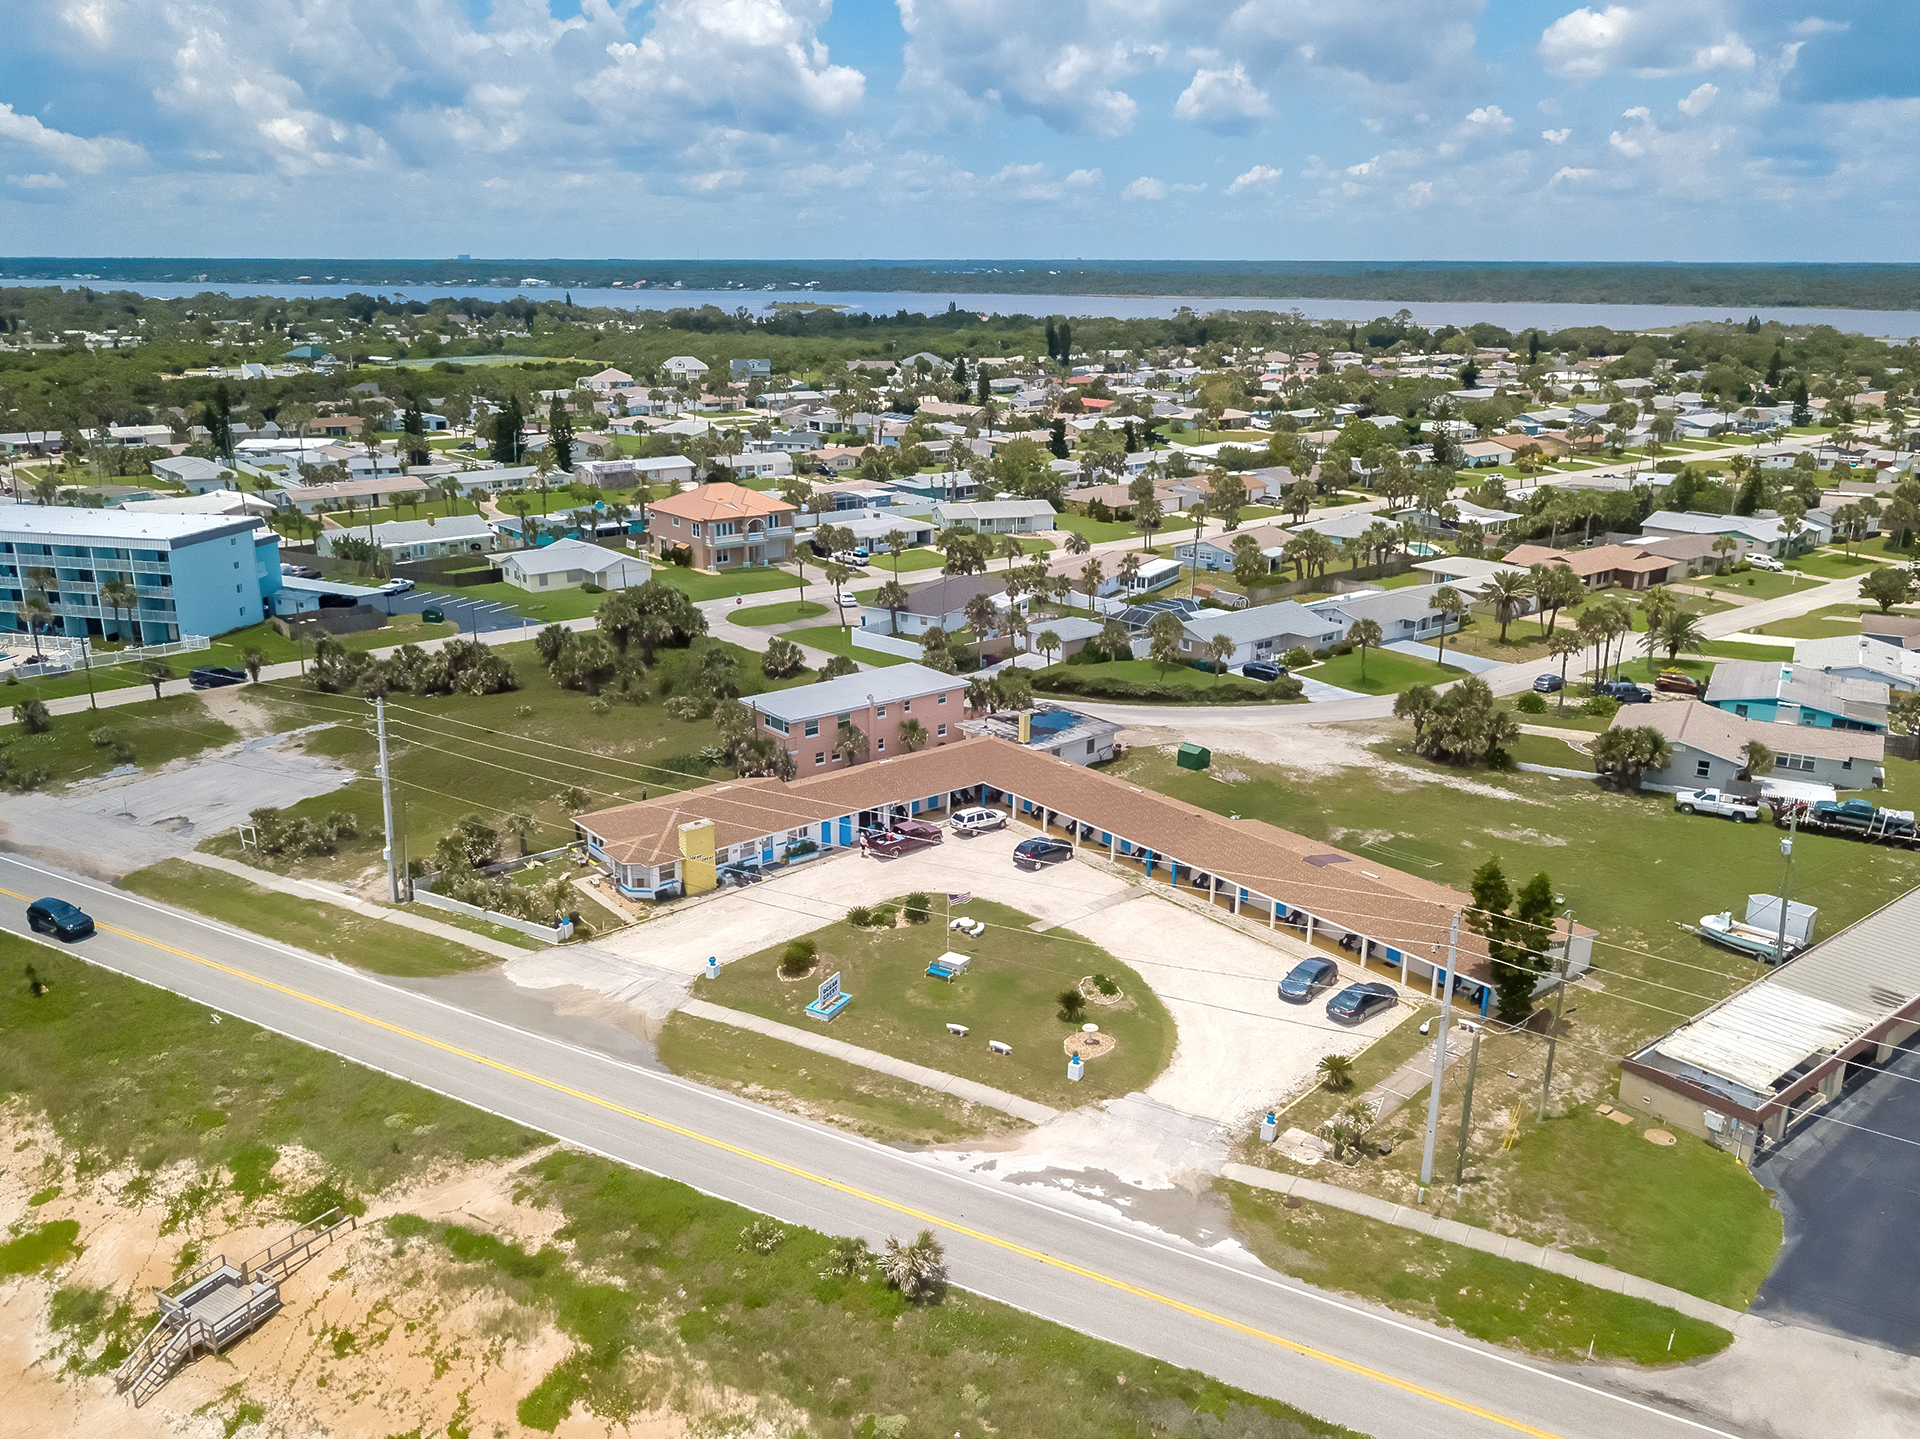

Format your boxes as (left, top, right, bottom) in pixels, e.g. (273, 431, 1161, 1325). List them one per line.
(0, 851, 1758, 1439)
(1753, 1037, 1920, 1348)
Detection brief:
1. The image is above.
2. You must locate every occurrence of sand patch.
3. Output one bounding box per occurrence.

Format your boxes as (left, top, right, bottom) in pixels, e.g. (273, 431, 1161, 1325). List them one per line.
(1124, 722, 1543, 803)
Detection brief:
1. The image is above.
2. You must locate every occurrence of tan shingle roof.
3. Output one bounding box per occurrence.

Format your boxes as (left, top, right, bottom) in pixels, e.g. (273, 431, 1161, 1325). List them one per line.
(576, 735, 1490, 976)
(647, 482, 793, 525)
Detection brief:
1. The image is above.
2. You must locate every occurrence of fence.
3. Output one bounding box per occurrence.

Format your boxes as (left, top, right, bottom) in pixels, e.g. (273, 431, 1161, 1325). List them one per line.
(851, 628, 925, 659)
(411, 877, 572, 943)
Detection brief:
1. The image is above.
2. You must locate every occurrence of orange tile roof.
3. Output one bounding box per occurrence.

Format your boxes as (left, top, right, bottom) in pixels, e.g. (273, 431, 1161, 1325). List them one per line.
(647, 482, 793, 524)
(576, 735, 1491, 976)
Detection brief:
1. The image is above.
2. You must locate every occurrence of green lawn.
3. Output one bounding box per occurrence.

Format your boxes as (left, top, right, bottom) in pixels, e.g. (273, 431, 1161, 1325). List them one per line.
(1787, 549, 1889, 579)
(1751, 603, 1875, 639)
(1057, 511, 1200, 545)
(0, 936, 1344, 1439)
(1698, 640, 1796, 661)
(725, 599, 829, 626)
(863, 546, 947, 573)
(652, 565, 799, 602)
(700, 897, 1177, 1109)
(120, 859, 494, 978)
(1306, 647, 1465, 695)
(784, 623, 912, 666)
(0, 695, 236, 784)
(1223, 1183, 1729, 1364)
(658, 1012, 1032, 1145)
(1698, 569, 1824, 600)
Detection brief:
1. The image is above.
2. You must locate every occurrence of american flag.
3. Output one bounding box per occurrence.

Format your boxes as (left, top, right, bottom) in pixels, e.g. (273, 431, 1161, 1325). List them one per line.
(948, 892, 972, 905)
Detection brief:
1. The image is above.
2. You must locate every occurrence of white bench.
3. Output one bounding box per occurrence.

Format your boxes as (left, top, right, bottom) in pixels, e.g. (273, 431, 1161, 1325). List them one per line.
(946, 1022, 970, 1036)
(987, 1040, 1012, 1056)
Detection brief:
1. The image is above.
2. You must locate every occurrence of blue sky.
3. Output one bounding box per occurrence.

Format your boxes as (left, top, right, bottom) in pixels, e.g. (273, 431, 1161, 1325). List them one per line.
(0, 1, 1912, 261)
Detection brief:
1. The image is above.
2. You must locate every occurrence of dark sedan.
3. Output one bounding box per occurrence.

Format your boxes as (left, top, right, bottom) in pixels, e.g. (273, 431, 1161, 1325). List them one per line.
(1241, 660, 1288, 682)
(1326, 981, 1398, 1024)
(189, 666, 249, 689)
(1012, 837, 1075, 870)
(1278, 957, 1338, 1002)
(1532, 673, 1564, 693)
(27, 897, 94, 941)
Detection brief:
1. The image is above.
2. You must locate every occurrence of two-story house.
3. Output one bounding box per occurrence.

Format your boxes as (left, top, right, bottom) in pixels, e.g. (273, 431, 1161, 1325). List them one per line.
(646, 482, 794, 572)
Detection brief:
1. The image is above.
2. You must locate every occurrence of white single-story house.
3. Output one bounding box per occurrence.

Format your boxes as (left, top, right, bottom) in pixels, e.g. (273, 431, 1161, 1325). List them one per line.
(931, 499, 1058, 535)
(574, 455, 697, 490)
(151, 455, 238, 492)
(1792, 635, 1920, 694)
(1173, 523, 1293, 573)
(499, 538, 651, 593)
(316, 512, 500, 561)
(1621, 702, 1885, 793)
(1177, 600, 1345, 668)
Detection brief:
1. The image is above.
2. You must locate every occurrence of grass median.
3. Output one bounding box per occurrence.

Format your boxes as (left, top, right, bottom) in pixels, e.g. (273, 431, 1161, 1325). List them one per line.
(119, 858, 494, 977)
(657, 1011, 1032, 1145)
(1223, 1181, 1732, 1365)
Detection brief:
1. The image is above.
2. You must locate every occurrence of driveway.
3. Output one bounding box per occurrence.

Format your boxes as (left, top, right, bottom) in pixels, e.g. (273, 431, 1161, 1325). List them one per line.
(1751, 1035, 1920, 1348)
(1386, 640, 1504, 674)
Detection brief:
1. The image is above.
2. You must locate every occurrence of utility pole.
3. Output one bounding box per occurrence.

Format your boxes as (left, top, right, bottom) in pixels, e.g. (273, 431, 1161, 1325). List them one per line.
(373, 694, 400, 903)
(1539, 908, 1575, 1120)
(1773, 808, 1799, 964)
(1419, 912, 1461, 1192)
(1454, 1026, 1484, 1186)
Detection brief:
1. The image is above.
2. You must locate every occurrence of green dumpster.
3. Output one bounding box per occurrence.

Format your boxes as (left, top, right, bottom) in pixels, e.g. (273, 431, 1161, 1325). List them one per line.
(422, 607, 445, 624)
(1176, 743, 1211, 771)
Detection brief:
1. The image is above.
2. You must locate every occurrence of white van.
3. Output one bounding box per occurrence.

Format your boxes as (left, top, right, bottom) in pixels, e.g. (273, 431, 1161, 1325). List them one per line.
(949, 806, 1007, 835)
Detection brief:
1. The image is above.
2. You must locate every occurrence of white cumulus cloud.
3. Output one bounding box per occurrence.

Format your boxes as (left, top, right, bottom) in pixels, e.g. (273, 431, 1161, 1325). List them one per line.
(1540, 4, 1755, 80)
(1122, 175, 1165, 201)
(1542, 127, 1572, 142)
(1225, 164, 1284, 194)
(1465, 104, 1513, 131)
(1173, 64, 1271, 132)
(0, 102, 143, 174)
(1678, 82, 1719, 114)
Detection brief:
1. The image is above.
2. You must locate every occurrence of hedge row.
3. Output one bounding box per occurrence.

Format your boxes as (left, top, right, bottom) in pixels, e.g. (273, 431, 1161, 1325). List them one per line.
(1035, 670, 1304, 704)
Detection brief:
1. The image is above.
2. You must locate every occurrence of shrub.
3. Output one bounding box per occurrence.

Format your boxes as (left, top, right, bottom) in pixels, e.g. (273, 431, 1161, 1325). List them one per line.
(1584, 694, 1620, 719)
(15, 698, 50, 735)
(1091, 972, 1119, 996)
(1311, 647, 1333, 661)
(88, 726, 123, 748)
(1333, 641, 1355, 656)
(1284, 646, 1313, 668)
(845, 905, 873, 928)
(902, 892, 932, 924)
(867, 906, 896, 928)
(1034, 670, 1301, 704)
(1057, 988, 1087, 1023)
(1317, 1053, 1356, 1091)
(581, 582, 606, 595)
(779, 938, 816, 976)
(1514, 691, 1547, 715)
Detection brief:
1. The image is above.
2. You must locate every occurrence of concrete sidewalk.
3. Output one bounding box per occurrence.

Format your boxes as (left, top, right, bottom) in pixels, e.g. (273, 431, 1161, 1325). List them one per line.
(1385, 640, 1504, 674)
(180, 851, 532, 963)
(681, 997, 1061, 1125)
(1220, 1162, 1742, 1329)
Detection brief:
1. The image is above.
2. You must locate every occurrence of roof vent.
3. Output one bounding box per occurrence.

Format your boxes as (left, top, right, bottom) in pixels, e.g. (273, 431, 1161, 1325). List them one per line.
(1304, 854, 1350, 868)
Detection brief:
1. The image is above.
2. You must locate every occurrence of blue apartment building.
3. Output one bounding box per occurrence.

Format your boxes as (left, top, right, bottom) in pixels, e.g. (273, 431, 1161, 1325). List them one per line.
(0, 509, 282, 644)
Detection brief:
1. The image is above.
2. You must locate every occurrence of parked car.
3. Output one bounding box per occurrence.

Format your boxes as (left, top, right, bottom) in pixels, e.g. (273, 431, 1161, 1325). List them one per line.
(26, 897, 94, 941)
(890, 818, 943, 845)
(949, 806, 1007, 835)
(1810, 798, 1914, 835)
(1748, 555, 1786, 573)
(1597, 679, 1651, 704)
(1532, 673, 1564, 694)
(866, 818, 944, 857)
(1326, 981, 1398, 1024)
(1675, 788, 1760, 822)
(379, 578, 415, 595)
(832, 592, 861, 609)
(188, 666, 249, 689)
(1012, 837, 1075, 870)
(1241, 660, 1287, 682)
(1655, 670, 1704, 696)
(1278, 957, 1339, 1003)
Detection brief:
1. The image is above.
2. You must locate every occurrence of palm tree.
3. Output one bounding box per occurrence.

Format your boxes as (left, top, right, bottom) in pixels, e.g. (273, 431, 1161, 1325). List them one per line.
(963, 591, 999, 658)
(99, 578, 136, 641)
(21, 595, 51, 657)
(1062, 528, 1091, 557)
(1639, 586, 1678, 671)
(1316, 1053, 1356, 1090)
(997, 532, 1024, 571)
(1575, 604, 1609, 688)
(1116, 551, 1141, 593)
(1739, 739, 1775, 780)
(879, 1230, 947, 1302)
(823, 560, 854, 631)
(1208, 632, 1236, 680)
(1657, 608, 1705, 661)
(1544, 629, 1583, 711)
(502, 812, 535, 856)
(897, 718, 929, 752)
(1349, 617, 1384, 680)
(1036, 629, 1063, 666)
(1078, 557, 1105, 612)
(874, 579, 909, 635)
(884, 528, 910, 575)
(1431, 585, 1467, 669)
(1484, 570, 1534, 644)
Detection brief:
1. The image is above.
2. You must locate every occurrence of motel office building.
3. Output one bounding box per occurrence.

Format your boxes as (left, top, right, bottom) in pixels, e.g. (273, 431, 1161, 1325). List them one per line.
(574, 736, 1591, 1008)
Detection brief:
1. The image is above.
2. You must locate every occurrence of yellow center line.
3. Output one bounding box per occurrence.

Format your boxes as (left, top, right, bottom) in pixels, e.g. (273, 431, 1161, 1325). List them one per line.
(20, 892, 1559, 1438)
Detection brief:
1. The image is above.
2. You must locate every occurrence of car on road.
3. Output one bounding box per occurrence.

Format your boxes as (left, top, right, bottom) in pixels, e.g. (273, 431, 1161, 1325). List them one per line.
(1278, 957, 1339, 1003)
(1676, 788, 1761, 822)
(1326, 981, 1398, 1024)
(949, 806, 1007, 835)
(1748, 555, 1786, 573)
(1012, 836, 1075, 870)
(832, 592, 861, 609)
(1532, 673, 1564, 693)
(379, 578, 415, 595)
(188, 666, 249, 689)
(1241, 660, 1287, 682)
(26, 897, 94, 941)
(1655, 670, 1704, 696)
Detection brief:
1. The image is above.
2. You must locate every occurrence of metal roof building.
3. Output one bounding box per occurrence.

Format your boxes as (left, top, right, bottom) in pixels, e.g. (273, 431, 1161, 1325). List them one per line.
(1622, 886, 1920, 1162)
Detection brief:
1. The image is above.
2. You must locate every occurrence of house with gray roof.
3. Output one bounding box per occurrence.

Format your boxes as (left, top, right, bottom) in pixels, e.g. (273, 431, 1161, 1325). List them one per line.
(1175, 600, 1345, 668)
(315, 512, 500, 562)
(931, 498, 1057, 534)
(1309, 584, 1458, 646)
(1704, 659, 1889, 732)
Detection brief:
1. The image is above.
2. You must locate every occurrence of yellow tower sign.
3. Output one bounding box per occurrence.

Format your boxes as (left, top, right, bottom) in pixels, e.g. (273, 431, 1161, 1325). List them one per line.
(678, 818, 717, 896)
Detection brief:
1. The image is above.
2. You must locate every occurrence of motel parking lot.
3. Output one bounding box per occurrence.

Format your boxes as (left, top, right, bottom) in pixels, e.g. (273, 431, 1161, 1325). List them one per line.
(579, 823, 1417, 1128)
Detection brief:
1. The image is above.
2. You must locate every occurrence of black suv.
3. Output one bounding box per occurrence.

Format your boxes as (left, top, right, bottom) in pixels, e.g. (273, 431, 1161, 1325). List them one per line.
(27, 897, 94, 941)
(1012, 837, 1075, 870)
(1242, 660, 1288, 682)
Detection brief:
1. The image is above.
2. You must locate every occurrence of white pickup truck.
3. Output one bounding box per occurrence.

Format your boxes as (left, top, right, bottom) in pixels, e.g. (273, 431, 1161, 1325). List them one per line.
(1675, 788, 1761, 822)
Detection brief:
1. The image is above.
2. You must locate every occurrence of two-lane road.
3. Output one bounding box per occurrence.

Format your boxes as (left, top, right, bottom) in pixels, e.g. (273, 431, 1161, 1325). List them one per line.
(0, 852, 1755, 1439)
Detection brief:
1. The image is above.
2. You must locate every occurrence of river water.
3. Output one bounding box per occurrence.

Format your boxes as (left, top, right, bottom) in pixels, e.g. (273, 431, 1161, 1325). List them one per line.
(9, 280, 1920, 337)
